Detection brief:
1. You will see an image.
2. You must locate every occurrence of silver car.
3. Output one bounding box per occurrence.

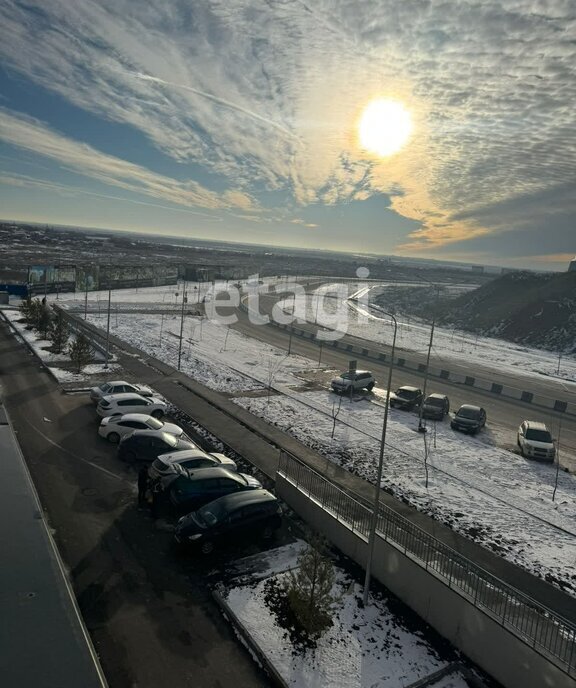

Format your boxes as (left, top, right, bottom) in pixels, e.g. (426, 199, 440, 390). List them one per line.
(149, 449, 238, 482)
(98, 413, 191, 444)
(96, 392, 168, 419)
(90, 380, 154, 404)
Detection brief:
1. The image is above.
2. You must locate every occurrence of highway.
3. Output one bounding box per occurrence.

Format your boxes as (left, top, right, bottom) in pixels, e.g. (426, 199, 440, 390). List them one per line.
(220, 288, 576, 467)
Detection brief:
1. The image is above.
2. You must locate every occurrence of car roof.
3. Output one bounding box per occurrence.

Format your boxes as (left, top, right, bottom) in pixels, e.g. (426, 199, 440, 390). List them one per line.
(125, 430, 175, 440)
(426, 393, 447, 400)
(99, 380, 131, 387)
(202, 489, 277, 511)
(157, 449, 208, 463)
(100, 392, 152, 403)
(112, 413, 156, 423)
(458, 404, 482, 412)
(398, 385, 421, 392)
(524, 420, 548, 430)
(176, 466, 240, 481)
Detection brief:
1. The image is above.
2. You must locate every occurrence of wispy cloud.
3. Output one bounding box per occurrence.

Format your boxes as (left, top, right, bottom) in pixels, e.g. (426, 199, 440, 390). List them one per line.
(0, 0, 575, 253)
(0, 108, 256, 212)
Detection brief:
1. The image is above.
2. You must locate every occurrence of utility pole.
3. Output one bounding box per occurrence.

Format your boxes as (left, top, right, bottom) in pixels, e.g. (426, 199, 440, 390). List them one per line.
(177, 282, 188, 371)
(84, 278, 88, 321)
(418, 318, 435, 432)
(104, 286, 111, 369)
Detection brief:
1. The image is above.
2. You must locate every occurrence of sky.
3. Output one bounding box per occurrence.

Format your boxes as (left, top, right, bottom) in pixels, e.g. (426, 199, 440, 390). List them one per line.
(0, 0, 575, 271)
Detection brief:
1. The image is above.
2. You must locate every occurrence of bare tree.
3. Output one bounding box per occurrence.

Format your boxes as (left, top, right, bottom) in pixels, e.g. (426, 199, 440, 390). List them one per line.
(266, 354, 288, 403)
(331, 395, 343, 439)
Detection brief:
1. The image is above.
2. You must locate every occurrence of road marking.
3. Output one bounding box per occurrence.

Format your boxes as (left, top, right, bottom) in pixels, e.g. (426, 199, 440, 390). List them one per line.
(24, 418, 134, 487)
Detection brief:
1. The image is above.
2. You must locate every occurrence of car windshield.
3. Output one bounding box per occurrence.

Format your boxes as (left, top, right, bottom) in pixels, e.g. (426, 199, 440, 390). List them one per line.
(340, 372, 354, 380)
(100, 383, 112, 393)
(397, 388, 417, 399)
(457, 407, 480, 419)
(197, 501, 226, 526)
(163, 434, 178, 447)
(525, 429, 552, 443)
(426, 397, 444, 407)
(147, 417, 163, 430)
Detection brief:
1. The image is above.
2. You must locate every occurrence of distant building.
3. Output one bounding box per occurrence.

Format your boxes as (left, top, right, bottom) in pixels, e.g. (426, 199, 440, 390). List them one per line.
(568, 257, 576, 272)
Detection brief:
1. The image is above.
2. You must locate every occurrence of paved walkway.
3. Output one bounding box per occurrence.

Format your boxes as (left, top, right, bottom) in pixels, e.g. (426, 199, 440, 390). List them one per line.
(0, 401, 107, 688)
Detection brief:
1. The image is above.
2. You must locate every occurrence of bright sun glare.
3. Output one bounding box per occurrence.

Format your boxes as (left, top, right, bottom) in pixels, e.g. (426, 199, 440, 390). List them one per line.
(358, 99, 413, 157)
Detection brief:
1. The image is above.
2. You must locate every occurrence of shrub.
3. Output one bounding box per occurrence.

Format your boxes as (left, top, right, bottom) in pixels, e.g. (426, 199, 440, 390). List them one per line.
(68, 333, 94, 372)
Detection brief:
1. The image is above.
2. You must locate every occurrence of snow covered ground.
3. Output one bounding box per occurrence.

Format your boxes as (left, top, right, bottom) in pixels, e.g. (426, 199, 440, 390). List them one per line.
(223, 543, 470, 688)
(7, 282, 576, 597)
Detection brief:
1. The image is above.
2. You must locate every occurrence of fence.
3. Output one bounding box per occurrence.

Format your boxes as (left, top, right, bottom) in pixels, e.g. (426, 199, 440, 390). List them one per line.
(278, 452, 576, 678)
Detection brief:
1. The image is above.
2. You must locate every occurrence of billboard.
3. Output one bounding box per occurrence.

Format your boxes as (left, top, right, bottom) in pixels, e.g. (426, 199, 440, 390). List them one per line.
(28, 265, 76, 295)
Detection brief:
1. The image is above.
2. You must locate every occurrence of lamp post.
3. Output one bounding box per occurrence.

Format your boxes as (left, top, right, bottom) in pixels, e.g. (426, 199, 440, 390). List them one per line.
(418, 285, 440, 433)
(177, 282, 188, 371)
(104, 286, 111, 369)
(362, 312, 397, 606)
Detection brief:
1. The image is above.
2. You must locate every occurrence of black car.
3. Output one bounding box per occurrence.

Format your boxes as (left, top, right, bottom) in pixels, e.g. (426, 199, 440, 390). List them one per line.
(117, 430, 196, 462)
(389, 386, 423, 410)
(174, 489, 281, 554)
(421, 393, 450, 420)
(450, 405, 486, 434)
(168, 467, 262, 514)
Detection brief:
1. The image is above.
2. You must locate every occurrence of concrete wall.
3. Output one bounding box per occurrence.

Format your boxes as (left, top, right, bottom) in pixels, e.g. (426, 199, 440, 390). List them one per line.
(277, 476, 576, 688)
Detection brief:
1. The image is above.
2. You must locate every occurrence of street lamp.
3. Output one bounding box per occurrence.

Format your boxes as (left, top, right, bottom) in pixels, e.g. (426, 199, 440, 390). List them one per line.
(418, 285, 440, 433)
(177, 282, 188, 370)
(362, 312, 397, 606)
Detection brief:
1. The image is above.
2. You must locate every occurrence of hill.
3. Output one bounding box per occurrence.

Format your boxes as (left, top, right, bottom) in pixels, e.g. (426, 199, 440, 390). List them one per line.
(437, 271, 576, 353)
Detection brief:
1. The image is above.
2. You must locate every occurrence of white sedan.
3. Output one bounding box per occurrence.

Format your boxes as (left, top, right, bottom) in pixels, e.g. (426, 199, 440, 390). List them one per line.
(98, 413, 191, 444)
(96, 393, 168, 419)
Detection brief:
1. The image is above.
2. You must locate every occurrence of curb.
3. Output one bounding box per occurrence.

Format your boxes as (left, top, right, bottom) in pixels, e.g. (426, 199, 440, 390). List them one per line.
(211, 587, 289, 688)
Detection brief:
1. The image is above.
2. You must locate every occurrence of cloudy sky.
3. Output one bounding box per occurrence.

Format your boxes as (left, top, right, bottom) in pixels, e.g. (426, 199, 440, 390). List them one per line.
(1, 0, 575, 270)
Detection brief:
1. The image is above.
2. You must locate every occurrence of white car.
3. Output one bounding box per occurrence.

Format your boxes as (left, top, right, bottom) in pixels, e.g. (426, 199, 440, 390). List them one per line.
(148, 449, 238, 482)
(96, 393, 168, 419)
(517, 421, 555, 462)
(90, 380, 154, 404)
(98, 413, 190, 444)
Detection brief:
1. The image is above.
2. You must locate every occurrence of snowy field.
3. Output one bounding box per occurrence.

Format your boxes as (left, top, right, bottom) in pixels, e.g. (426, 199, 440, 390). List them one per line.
(285, 286, 576, 383)
(7, 282, 576, 597)
(223, 543, 470, 688)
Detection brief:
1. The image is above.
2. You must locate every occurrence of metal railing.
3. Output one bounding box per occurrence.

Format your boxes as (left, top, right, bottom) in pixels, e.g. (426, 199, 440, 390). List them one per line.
(278, 452, 576, 677)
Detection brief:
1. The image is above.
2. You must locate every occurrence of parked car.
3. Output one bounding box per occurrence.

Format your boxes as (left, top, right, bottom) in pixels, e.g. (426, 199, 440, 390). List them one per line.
(168, 467, 262, 514)
(517, 421, 555, 462)
(451, 405, 486, 434)
(421, 393, 450, 420)
(149, 449, 238, 482)
(174, 489, 282, 554)
(117, 430, 196, 462)
(389, 386, 423, 410)
(90, 380, 154, 404)
(96, 392, 168, 418)
(98, 413, 190, 444)
(330, 370, 376, 394)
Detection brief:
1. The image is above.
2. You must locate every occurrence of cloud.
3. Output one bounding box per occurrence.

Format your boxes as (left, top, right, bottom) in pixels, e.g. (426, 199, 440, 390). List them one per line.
(0, 108, 257, 212)
(0, 0, 575, 253)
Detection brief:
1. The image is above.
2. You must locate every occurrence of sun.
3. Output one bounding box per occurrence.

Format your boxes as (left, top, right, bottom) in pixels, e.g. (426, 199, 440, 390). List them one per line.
(358, 99, 413, 157)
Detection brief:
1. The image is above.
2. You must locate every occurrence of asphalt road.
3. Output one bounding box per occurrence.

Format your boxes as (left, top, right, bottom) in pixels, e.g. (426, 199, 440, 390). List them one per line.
(0, 320, 273, 688)
(217, 291, 576, 467)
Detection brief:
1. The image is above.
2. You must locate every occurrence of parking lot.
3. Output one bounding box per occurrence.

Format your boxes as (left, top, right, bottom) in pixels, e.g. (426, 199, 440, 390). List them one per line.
(0, 322, 291, 687)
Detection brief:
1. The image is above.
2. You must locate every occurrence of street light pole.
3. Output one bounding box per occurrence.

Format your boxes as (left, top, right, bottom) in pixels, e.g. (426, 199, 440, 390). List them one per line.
(418, 286, 440, 433)
(363, 312, 397, 606)
(177, 282, 188, 371)
(104, 286, 111, 369)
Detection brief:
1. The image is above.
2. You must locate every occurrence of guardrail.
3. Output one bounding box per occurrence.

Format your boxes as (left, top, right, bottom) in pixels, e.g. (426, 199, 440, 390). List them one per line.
(278, 451, 576, 678)
(239, 297, 576, 417)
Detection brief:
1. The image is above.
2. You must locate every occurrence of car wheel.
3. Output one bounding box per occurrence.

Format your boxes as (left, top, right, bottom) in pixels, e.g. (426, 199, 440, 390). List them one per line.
(366, 382, 375, 391)
(151, 410, 164, 419)
(107, 432, 120, 444)
(200, 540, 214, 555)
